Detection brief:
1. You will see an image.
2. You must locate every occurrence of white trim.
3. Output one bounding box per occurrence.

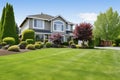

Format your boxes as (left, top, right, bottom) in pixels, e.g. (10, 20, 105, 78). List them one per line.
(33, 19, 45, 29)
(53, 20, 65, 32)
(28, 17, 49, 21)
(49, 15, 67, 22)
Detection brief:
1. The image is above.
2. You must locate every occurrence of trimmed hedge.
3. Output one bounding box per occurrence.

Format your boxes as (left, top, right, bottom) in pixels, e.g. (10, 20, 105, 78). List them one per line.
(35, 41, 42, 44)
(8, 45, 20, 52)
(21, 29, 35, 41)
(35, 44, 40, 49)
(26, 44, 35, 50)
(40, 44, 44, 48)
(1, 42, 7, 46)
(3, 37, 15, 45)
(45, 42, 51, 48)
(71, 44, 76, 48)
(19, 41, 27, 49)
(76, 45, 81, 48)
(26, 39, 34, 44)
(69, 40, 74, 46)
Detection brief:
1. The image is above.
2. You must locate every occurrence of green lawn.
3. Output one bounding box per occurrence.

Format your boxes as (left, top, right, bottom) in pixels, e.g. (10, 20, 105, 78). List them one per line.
(0, 48, 120, 80)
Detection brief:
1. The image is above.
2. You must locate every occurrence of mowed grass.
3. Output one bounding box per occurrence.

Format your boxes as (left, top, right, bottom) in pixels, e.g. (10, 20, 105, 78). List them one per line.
(0, 48, 120, 80)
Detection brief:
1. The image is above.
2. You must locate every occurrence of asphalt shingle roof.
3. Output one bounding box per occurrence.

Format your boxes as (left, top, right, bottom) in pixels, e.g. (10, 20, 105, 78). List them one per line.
(28, 13, 54, 20)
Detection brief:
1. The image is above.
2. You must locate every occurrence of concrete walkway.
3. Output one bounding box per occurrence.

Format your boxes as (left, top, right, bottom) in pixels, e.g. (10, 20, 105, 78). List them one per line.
(95, 47, 120, 50)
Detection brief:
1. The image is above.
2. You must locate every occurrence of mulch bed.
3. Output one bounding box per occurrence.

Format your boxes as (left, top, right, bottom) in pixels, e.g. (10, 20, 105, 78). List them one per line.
(0, 49, 29, 56)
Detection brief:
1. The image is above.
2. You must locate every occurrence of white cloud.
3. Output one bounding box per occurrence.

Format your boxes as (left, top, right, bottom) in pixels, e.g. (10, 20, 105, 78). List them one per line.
(78, 13, 97, 22)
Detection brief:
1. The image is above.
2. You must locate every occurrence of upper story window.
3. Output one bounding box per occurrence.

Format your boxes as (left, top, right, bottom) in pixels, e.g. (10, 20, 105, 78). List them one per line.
(66, 25, 71, 30)
(53, 20, 64, 31)
(33, 19, 44, 29)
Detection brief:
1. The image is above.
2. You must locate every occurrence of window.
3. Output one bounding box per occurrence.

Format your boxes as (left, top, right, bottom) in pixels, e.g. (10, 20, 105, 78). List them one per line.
(34, 19, 44, 29)
(66, 25, 71, 30)
(53, 20, 64, 31)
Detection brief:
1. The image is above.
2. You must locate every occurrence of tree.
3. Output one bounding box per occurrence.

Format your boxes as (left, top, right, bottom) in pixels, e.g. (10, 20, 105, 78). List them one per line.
(0, 7, 6, 42)
(15, 23, 19, 34)
(21, 29, 35, 41)
(94, 7, 120, 40)
(0, 3, 19, 44)
(49, 33, 62, 45)
(73, 22, 93, 46)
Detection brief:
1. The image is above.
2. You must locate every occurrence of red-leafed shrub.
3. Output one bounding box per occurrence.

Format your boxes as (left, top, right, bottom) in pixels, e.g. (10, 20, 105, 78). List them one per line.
(73, 22, 93, 47)
(49, 33, 62, 46)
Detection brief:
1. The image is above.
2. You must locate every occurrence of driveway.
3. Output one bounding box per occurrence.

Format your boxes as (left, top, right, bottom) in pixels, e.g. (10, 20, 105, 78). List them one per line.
(95, 47, 120, 50)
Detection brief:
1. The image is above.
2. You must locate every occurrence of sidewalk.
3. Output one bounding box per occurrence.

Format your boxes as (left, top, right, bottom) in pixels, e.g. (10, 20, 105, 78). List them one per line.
(95, 47, 120, 50)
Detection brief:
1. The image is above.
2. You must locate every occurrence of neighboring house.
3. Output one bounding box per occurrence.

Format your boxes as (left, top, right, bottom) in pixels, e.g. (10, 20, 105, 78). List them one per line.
(19, 13, 74, 42)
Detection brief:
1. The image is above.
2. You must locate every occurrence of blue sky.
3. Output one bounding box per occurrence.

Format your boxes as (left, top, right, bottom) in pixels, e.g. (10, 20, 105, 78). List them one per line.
(0, 0, 120, 26)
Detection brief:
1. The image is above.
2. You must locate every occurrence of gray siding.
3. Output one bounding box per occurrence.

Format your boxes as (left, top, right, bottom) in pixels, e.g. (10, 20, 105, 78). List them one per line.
(29, 18, 33, 29)
(51, 17, 67, 34)
(44, 21, 51, 30)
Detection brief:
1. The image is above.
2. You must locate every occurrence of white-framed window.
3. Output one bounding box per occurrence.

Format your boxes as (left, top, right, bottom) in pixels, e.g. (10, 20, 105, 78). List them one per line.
(53, 20, 64, 32)
(66, 25, 71, 30)
(33, 19, 44, 29)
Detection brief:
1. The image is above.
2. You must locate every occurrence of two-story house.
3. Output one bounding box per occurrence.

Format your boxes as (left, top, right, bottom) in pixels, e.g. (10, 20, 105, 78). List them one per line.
(19, 13, 74, 42)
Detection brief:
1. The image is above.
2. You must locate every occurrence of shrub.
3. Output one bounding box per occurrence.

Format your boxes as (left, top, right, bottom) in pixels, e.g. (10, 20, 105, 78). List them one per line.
(76, 45, 81, 48)
(8, 45, 20, 52)
(19, 41, 27, 49)
(49, 33, 62, 45)
(35, 44, 40, 49)
(45, 42, 52, 48)
(112, 43, 116, 47)
(3, 37, 15, 45)
(44, 39, 48, 44)
(69, 40, 74, 46)
(39, 44, 44, 48)
(88, 40, 94, 48)
(26, 44, 35, 50)
(62, 42, 69, 46)
(35, 41, 42, 44)
(1, 42, 7, 46)
(115, 35, 120, 46)
(26, 39, 34, 44)
(95, 37, 101, 46)
(21, 29, 35, 41)
(71, 44, 76, 48)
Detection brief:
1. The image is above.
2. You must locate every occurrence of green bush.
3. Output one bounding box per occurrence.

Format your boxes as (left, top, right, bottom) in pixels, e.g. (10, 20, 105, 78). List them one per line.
(115, 35, 120, 46)
(35, 44, 40, 49)
(45, 42, 52, 48)
(40, 44, 44, 48)
(94, 37, 101, 46)
(69, 40, 74, 46)
(44, 39, 48, 44)
(88, 40, 94, 48)
(26, 39, 34, 44)
(19, 41, 27, 49)
(35, 41, 42, 44)
(1, 42, 7, 46)
(71, 44, 76, 48)
(21, 29, 35, 41)
(62, 42, 69, 46)
(26, 44, 35, 50)
(112, 43, 116, 47)
(73, 39, 78, 44)
(76, 45, 81, 48)
(8, 45, 20, 52)
(3, 37, 15, 45)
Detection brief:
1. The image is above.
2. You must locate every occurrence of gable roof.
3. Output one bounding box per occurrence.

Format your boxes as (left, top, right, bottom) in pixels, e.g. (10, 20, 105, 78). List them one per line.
(28, 13, 54, 20)
(20, 13, 74, 27)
